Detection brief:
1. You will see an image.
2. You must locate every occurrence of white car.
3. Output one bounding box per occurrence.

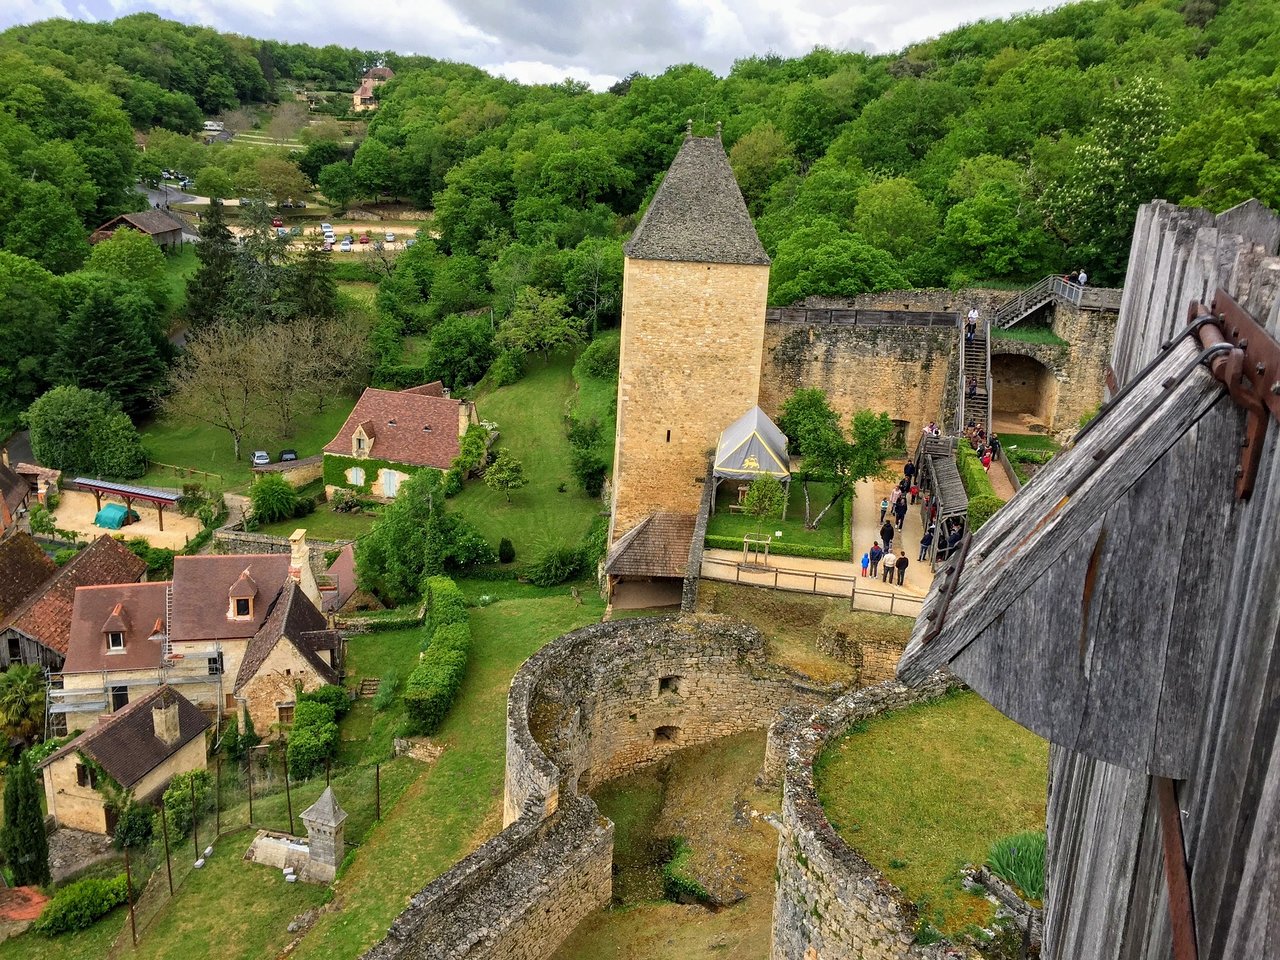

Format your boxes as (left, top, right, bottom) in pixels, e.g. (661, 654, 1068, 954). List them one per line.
(339, 239, 353, 252)
(320, 222, 333, 233)
(385, 231, 395, 243)
(252, 450, 270, 466)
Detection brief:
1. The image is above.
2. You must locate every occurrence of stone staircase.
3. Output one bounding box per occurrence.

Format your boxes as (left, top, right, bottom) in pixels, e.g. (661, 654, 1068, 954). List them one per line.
(358, 677, 381, 697)
(959, 325, 991, 433)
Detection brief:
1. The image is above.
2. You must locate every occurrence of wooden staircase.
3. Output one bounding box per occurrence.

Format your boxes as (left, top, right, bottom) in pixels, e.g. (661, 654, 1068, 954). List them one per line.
(992, 275, 1084, 328)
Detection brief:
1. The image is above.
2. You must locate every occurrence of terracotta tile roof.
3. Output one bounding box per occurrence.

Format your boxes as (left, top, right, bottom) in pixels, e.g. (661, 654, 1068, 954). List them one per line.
(38, 686, 209, 790)
(323, 543, 357, 613)
(0, 531, 56, 621)
(62, 582, 169, 674)
(400, 381, 446, 397)
(323, 386, 466, 470)
(625, 136, 769, 266)
(169, 554, 290, 642)
(100, 209, 186, 237)
(233, 580, 340, 693)
(3, 536, 147, 655)
(605, 513, 696, 578)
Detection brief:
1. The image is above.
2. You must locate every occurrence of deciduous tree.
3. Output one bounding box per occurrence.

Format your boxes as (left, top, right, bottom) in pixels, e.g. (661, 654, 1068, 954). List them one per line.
(484, 449, 527, 502)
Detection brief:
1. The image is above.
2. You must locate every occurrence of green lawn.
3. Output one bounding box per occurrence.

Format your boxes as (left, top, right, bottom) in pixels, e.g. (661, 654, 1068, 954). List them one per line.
(340, 624, 426, 761)
(337, 281, 378, 307)
(256, 507, 377, 541)
(451, 356, 602, 556)
(0, 907, 127, 960)
(140, 400, 357, 492)
(990, 324, 1068, 346)
(705, 480, 844, 548)
(162, 246, 199, 319)
(288, 589, 605, 960)
(1000, 433, 1061, 484)
(815, 691, 1048, 936)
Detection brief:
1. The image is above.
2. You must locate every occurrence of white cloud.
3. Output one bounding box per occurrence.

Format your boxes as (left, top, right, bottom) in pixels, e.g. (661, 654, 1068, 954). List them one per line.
(482, 60, 620, 91)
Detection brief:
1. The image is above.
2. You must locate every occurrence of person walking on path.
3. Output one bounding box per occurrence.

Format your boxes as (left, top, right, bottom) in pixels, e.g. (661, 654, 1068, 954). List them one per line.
(869, 543, 883, 578)
(880, 497, 890, 522)
(966, 307, 978, 341)
(919, 528, 934, 562)
(981, 448, 993, 472)
(882, 548, 897, 583)
(895, 553, 909, 585)
(860, 551, 870, 577)
(880, 521, 894, 551)
(1078, 268, 1088, 286)
(889, 485, 902, 509)
(893, 496, 908, 530)
(904, 460, 916, 483)
(910, 482, 919, 504)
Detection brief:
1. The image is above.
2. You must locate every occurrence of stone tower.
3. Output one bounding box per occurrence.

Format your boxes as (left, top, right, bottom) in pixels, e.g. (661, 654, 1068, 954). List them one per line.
(607, 130, 771, 568)
(301, 786, 347, 882)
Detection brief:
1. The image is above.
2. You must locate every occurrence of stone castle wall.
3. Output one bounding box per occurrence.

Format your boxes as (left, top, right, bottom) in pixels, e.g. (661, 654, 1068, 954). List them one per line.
(771, 673, 961, 960)
(610, 257, 770, 543)
(367, 615, 834, 960)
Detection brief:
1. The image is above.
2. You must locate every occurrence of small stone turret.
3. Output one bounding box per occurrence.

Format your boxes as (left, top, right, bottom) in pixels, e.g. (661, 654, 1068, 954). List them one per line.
(300, 786, 347, 882)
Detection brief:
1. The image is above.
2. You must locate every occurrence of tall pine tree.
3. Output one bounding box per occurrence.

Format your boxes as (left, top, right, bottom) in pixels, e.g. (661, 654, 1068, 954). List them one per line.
(185, 199, 237, 329)
(1, 752, 51, 887)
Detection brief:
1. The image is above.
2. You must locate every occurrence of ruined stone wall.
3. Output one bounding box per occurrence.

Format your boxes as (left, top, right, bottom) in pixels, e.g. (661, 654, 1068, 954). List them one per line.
(367, 615, 833, 960)
(1047, 301, 1116, 432)
(610, 257, 769, 543)
(771, 674, 961, 960)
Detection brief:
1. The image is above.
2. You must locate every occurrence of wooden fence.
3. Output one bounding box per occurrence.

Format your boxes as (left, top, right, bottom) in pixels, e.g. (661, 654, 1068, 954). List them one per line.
(699, 556, 925, 618)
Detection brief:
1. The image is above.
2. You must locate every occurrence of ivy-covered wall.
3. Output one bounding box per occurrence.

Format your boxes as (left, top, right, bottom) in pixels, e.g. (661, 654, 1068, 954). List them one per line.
(322, 453, 437, 495)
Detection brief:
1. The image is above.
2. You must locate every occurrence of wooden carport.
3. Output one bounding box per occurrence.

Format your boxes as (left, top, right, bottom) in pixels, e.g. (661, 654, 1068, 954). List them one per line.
(72, 478, 182, 531)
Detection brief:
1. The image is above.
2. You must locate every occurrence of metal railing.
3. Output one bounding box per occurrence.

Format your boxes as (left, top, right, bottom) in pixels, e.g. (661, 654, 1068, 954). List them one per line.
(700, 556, 925, 618)
(992, 275, 1084, 328)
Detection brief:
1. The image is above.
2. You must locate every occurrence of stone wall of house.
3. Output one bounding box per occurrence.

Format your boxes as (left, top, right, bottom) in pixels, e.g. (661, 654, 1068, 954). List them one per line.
(610, 257, 770, 544)
(239, 640, 336, 738)
(771, 673, 961, 960)
(42, 755, 110, 834)
(212, 527, 349, 567)
(365, 615, 836, 960)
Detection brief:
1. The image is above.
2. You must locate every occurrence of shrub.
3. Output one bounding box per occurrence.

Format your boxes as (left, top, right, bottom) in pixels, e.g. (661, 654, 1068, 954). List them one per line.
(566, 416, 602, 450)
(53, 547, 79, 566)
(112, 802, 153, 851)
(576, 331, 620, 380)
(371, 669, 400, 712)
(526, 544, 582, 586)
(161, 769, 212, 838)
(987, 830, 1046, 901)
(250, 474, 299, 524)
(404, 649, 468, 734)
(222, 715, 243, 763)
(299, 684, 351, 720)
(287, 721, 339, 780)
(956, 444, 997, 499)
(661, 838, 710, 904)
(498, 537, 515, 564)
(487, 350, 523, 387)
(968, 493, 1006, 531)
(32, 875, 129, 935)
(292, 699, 337, 730)
(443, 467, 463, 497)
(570, 447, 608, 497)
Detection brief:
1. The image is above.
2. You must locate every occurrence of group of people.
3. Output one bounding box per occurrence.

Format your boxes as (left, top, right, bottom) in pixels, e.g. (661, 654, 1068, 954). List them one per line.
(862, 460, 927, 586)
(1065, 268, 1089, 285)
(963, 420, 1001, 472)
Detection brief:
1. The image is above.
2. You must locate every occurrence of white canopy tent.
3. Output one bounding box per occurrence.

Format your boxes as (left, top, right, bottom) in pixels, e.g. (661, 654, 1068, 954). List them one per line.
(712, 406, 791, 517)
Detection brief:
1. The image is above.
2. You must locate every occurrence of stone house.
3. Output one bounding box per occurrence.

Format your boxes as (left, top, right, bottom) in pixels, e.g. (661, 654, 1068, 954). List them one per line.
(89, 209, 187, 250)
(0, 455, 29, 537)
(352, 66, 394, 112)
(0, 535, 146, 673)
(38, 685, 209, 835)
(322, 381, 478, 500)
(51, 534, 342, 736)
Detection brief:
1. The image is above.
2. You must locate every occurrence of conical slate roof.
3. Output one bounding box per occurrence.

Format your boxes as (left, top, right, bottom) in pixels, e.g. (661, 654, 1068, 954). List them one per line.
(714, 406, 789, 480)
(301, 786, 348, 826)
(625, 136, 770, 266)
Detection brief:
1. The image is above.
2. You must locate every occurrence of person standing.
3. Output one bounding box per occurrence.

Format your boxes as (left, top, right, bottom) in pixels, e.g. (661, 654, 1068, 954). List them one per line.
(904, 460, 916, 483)
(989, 433, 1002, 460)
(1078, 268, 1088, 286)
(880, 496, 890, 522)
(869, 542, 883, 578)
(895, 553, 909, 585)
(889, 486, 901, 511)
(919, 527, 934, 562)
(981, 448, 993, 472)
(967, 376, 978, 400)
(910, 482, 919, 505)
(882, 548, 897, 582)
(894, 496, 908, 530)
(880, 520, 894, 551)
(860, 551, 870, 578)
(966, 307, 978, 341)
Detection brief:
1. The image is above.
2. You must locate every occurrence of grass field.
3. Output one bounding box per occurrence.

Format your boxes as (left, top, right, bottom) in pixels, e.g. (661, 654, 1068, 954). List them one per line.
(1000, 433, 1062, 484)
(990, 324, 1068, 346)
(705, 480, 843, 548)
(451, 356, 602, 557)
(256, 507, 377, 541)
(815, 690, 1049, 936)
(140, 400, 357, 492)
(287, 588, 605, 960)
(162, 246, 198, 319)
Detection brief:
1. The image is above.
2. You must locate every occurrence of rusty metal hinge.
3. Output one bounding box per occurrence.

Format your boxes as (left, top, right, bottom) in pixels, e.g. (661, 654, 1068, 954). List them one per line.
(1186, 289, 1280, 499)
(1155, 776, 1199, 960)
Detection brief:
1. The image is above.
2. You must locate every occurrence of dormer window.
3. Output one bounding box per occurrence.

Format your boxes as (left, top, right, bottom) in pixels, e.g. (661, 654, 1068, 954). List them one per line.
(355, 436, 365, 450)
(107, 631, 125, 651)
(229, 568, 258, 619)
(234, 598, 251, 617)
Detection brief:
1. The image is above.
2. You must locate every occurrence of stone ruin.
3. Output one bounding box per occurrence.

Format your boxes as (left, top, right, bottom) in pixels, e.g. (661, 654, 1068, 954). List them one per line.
(243, 785, 347, 884)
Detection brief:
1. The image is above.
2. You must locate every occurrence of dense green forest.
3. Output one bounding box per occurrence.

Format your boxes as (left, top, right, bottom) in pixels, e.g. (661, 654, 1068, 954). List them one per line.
(0, 0, 1277, 436)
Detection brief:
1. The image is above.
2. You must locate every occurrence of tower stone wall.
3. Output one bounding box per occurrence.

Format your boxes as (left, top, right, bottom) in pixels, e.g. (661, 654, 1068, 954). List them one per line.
(610, 257, 769, 543)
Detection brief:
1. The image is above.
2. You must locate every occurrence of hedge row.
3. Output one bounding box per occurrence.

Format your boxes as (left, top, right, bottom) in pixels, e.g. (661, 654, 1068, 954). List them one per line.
(956, 445, 1006, 531)
(33, 875, 129, 935)
(704, 533, 850, 561)
(405, 576, 472, 735)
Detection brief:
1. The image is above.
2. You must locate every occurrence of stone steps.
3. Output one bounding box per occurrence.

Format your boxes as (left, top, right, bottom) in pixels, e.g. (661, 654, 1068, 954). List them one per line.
(359, 678, 381, 697)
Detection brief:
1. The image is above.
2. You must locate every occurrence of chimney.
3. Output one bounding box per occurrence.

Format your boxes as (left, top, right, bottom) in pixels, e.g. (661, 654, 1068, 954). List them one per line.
(153, 696, 181, 747)
(289, 529, 322, 607)
(685, 118, 693, 140)
(715, 120, 722, 141)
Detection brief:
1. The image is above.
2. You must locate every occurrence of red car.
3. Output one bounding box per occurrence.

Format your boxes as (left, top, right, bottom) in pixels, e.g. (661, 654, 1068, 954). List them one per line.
(358, 234, 371, 244)
(271, 217, 284, 227)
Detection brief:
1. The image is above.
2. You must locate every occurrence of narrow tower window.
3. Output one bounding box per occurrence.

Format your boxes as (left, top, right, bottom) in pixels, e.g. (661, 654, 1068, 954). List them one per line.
(665, 429, 671, 442)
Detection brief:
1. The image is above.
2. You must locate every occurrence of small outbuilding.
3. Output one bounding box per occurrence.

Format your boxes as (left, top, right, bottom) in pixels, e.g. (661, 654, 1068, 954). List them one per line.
(90, 209, 187, 250)
(711, 406, 790, 515)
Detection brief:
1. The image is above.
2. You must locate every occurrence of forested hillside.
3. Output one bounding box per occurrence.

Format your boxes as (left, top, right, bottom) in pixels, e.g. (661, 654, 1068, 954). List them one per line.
(0, 0, 1276, 436)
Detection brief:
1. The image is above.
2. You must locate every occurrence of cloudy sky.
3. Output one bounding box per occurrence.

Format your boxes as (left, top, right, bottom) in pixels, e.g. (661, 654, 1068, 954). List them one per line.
(3, 0, 1063, 89)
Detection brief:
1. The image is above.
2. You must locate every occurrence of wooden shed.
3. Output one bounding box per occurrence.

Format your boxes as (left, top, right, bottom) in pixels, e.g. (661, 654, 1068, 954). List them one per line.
(90, 209, 186, 250)
(898, 198, 1280, 960)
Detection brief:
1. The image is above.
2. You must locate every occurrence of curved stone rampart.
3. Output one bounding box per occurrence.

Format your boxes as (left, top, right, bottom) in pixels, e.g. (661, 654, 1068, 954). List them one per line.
(771, 674, 961, 960)
(367, 613, 834, 960)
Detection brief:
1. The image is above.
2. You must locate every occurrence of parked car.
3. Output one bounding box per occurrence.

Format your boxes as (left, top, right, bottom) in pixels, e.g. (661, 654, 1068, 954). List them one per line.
(322, 241, 333, 251)
(279, 449, 298, 462)
(271, 217, 284, 227)
(339, 239, 353, 252)
(358, 234, 370, 244)
(276, 227, 288, 238)
(252, 450, 271, 466)
(385, 231, 396, 243)
(293, 200, 307, 209)
(320, 222, 333, 233)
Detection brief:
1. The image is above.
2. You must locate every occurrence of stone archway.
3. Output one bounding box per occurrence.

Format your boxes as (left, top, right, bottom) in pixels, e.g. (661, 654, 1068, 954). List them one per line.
(990, 353, 1058, 433)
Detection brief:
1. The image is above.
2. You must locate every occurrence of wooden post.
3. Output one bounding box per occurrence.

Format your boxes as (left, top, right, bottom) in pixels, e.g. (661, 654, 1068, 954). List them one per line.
(325, 758, 331, 787)
(247, 755, 253, 825)
(191, 775, 199, 859)
(124, 846, 138, 946)
(158, 503, 165, 531)
(215, 757, 221, 836)
(160, 801, 174, 896)
(285, 762, 294, 835)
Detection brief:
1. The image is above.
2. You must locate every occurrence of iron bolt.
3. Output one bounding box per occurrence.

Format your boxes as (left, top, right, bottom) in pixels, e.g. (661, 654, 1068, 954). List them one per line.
(1272, 382, 1280, 395)
(1257, 362, 1267, 375)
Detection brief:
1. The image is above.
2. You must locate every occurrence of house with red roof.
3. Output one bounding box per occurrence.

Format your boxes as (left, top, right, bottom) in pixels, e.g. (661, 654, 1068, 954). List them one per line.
(352, 65, 394, 112)
(322, 381, 478, 499)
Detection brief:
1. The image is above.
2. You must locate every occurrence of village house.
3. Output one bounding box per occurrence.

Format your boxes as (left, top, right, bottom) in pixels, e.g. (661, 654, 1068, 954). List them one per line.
(352, 65, 394, 112)
(0, 535, 146, 673)
(51, 533, 342, 736)
(39, 685, 209, 835)
(89, 209, 187, 250)
(322, 381, 478, 499)
(0, 456, 29, 537)
(0, 531, 56, 627)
